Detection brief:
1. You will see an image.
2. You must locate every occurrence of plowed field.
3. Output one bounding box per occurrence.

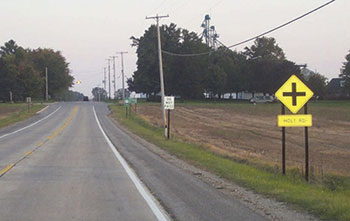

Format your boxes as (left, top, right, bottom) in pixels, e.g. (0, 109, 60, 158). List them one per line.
(135, 101, 350, 176)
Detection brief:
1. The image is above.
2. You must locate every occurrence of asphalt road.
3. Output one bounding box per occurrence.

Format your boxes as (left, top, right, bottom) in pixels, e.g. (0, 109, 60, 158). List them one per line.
(0, 102, 266, 221)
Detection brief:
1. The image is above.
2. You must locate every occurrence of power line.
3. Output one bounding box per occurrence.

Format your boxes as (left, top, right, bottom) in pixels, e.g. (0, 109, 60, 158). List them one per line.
(161, 0, 336, 57)
(226, 0, 336, 49)
(162, 49, 210, 57)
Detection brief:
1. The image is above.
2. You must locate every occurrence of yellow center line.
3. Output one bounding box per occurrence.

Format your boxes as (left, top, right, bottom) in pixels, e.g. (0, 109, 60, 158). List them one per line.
(24, 150, 33, 157)
(0, 106, 79, 178)
(0, 164, 14, 177)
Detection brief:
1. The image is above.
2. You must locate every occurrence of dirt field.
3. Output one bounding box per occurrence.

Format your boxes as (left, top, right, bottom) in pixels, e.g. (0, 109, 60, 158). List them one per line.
(135, 101, 350, 176)
(0, 104, 23, 120)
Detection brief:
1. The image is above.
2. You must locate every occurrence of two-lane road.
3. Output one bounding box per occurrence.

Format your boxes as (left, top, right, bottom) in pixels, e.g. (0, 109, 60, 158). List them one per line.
(0, 102, 266, 221)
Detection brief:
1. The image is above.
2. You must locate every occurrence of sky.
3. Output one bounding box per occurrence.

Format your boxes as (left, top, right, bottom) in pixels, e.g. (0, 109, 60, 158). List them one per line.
(0, 0, 349, 97)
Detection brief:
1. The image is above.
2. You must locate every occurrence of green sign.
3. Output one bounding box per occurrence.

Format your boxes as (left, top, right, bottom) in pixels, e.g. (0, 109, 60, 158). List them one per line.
(129, 98, 137, 104)
(124, 99, 129, 106)
(124, 98, 137, 106)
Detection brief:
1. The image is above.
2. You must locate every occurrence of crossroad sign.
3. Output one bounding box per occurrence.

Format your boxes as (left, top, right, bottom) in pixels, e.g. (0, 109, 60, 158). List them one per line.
(164, 96, 174, 110)
(275, 75, 313, 114)
(278, 114, 312, 127)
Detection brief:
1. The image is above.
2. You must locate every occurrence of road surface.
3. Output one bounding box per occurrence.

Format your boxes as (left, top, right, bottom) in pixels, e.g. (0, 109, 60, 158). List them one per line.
(0, 102, 266, 221)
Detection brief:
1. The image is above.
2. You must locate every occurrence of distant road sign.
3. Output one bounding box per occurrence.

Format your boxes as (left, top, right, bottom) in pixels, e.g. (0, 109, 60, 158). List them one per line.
(129, 98, 137, 104)
(124, 99, 129, 106)
(275, 75, 313, 114)
(164, 96, 174, 110)
(278, 114, 312, 127)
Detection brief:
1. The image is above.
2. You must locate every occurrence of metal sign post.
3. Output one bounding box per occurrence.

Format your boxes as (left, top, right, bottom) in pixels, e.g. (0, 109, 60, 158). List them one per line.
(167, 110, 171, 139)
(124, 99, 129, 118)
(281, 104, 286, 175)
(304, 103, 309, 181)
(164, 96, 174, 139)
(275, 75, 314, 181)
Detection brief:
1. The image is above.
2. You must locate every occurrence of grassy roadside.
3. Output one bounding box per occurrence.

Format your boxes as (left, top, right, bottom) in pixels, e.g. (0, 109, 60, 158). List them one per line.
(110, 104, 350, 221)
(0, 103, 46, 128)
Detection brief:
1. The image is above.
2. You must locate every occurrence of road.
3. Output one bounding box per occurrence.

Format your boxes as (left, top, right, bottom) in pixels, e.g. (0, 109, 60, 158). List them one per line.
(0, 102, 266, 221)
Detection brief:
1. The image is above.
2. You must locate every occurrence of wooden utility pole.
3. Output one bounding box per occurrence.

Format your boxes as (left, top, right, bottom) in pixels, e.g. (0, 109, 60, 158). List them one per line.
(45, 67, 48, 102)
(146, 14, 169, 135)
(110, 56, 118, 99)
(116, 52, 128, 100)
(106, 59, 111, 100)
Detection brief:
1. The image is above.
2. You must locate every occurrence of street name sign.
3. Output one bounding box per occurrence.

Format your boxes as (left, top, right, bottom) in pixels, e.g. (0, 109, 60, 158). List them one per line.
(275, 75, 314, 114)
(164, 96, 174, 110)
(278, 114, 312, 127)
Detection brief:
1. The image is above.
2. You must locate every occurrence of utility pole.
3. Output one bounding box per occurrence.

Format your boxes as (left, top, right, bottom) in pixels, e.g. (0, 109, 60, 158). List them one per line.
(116, 52, 128, 100)
(106, 59, 111, 100)
(45, 67, 48, 102)
(146, 14, 169, 134)
(110, 56, 118, 99)
(9, 91, 13, 103)
(103, 67, 107, 91)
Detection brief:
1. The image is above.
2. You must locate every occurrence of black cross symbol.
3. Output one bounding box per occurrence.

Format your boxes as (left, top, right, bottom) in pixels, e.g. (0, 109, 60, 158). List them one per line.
(283, 83, 306, 106)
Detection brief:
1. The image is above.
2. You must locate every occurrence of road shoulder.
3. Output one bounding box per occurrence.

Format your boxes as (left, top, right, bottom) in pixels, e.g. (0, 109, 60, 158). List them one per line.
(108, 114, 318, 221)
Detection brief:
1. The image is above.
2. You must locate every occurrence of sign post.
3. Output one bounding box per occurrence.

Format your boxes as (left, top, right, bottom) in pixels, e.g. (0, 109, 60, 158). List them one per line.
(275, 75, 314, 181)
(164, 96, 174, 139)
(281, 104, 286, 175)
(26, 97, 32, 112)
(129, 98, 137, 114)
(124, 99, 129, 118)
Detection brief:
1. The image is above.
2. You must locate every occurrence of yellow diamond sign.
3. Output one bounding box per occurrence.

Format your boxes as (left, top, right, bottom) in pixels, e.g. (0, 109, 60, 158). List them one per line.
(275, 75, 314, 114)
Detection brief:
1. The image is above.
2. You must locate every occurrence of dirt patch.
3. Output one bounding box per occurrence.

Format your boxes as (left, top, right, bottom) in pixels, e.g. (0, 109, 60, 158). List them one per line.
(0, 105, 22, 120)
(136, 103, 350, 176)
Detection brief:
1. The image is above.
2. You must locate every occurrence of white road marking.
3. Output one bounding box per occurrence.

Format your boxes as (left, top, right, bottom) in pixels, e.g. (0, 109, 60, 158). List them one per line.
(93, 106, 169, 221)
(0, 106, 62, 140)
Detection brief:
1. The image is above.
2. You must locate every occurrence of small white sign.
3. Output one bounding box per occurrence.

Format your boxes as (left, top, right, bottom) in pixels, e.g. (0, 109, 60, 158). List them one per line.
(164, 96, 174, 110)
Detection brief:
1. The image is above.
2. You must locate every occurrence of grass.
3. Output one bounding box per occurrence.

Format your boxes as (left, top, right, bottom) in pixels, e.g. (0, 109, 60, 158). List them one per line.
(0, 103, 46, 128)
(110, 103, 350, 221)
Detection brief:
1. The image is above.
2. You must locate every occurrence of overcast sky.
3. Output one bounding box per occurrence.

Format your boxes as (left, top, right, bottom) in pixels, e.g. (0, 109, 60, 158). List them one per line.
(1, 0, 349, 96)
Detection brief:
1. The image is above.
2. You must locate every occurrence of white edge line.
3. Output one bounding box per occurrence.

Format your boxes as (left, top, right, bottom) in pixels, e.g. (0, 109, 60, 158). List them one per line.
(0, 106, 62, 140)
(92, 106, 169, 221)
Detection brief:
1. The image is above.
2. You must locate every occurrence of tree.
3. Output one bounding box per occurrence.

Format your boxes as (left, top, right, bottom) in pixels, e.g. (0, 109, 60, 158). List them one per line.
(244, 37, 285, 61)
(129, 24, 209, 99)
(0, 40, 19, 56)
(340, 50, 350, 95)
(0, 40, 74, 102)
(129, 25, 161, 96)
(92, 87, 107, 101)
(30, 48, 74, 98)
(306, 72, 327, 99)
(243, 37, 299, 95)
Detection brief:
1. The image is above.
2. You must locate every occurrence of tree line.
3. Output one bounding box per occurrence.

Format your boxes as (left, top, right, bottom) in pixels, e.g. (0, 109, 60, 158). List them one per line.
(128, 24, 329, 100)
(0, 40, 75, 102)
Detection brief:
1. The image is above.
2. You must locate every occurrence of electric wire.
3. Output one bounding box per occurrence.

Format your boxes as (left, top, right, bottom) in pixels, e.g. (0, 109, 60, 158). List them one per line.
(226, 0, 335, 49)
(161, 0, 336, 57)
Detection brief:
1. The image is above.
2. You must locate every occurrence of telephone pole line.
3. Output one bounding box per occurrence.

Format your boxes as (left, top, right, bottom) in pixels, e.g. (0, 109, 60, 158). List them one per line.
(116, 51, 128, 100)
(103, 67, 107, 91)
(110, 56, 118, 99)
(106, 59, 111, 100)
(45, 67, 48, 102)
(146, 14, 169, 133)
